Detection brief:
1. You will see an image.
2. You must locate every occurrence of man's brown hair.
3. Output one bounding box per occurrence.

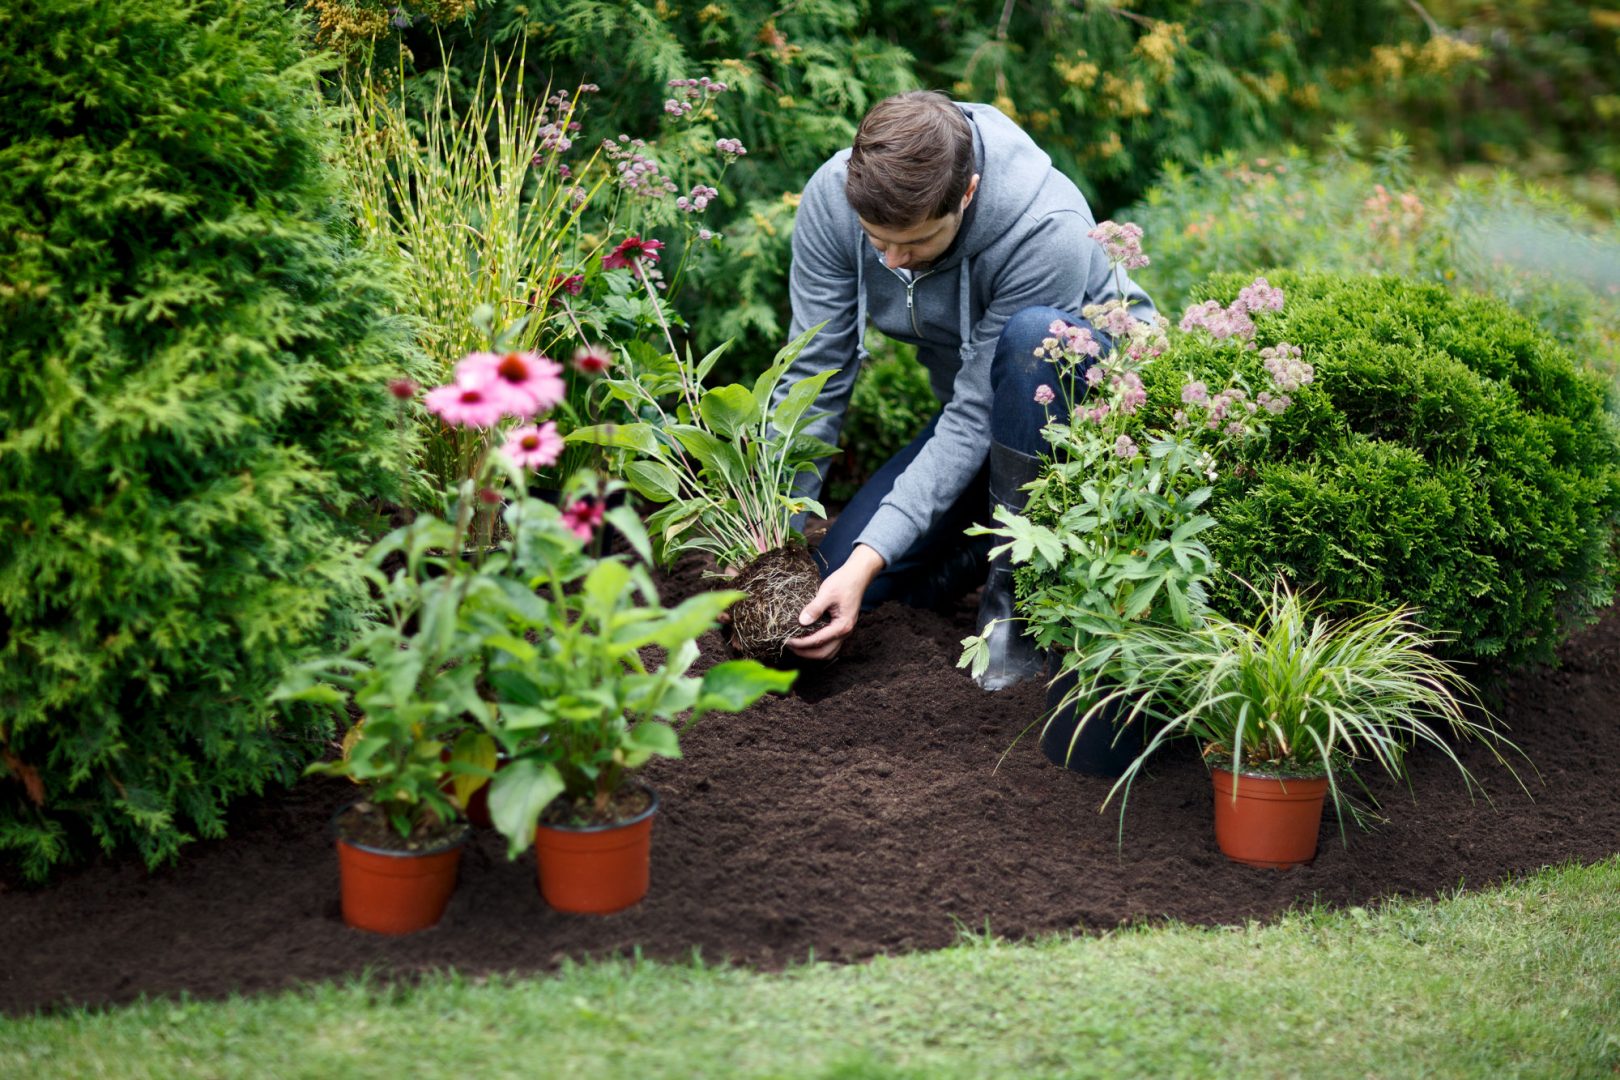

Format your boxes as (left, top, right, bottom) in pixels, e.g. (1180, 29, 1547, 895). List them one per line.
(845, 91, 975, 228)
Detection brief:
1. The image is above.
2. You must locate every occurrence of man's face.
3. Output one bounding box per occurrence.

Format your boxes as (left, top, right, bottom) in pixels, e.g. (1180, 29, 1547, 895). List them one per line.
(858, 175, 980, 272)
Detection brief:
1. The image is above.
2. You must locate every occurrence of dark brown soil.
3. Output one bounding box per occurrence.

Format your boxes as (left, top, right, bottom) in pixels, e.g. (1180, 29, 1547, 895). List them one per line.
(2, 552, 1618, 1017)
(336, 803, 468, 854)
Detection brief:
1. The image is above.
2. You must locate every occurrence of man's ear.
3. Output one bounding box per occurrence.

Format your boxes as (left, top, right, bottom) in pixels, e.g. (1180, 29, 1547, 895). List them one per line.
(960, 173, 981, 212)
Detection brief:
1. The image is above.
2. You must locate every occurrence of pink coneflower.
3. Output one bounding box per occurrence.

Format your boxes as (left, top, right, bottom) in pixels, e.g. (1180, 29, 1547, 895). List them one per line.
(424, 374, 507, 429)
(561, 498, 605, 540)
(601, 236, 665, 276)
(572, 344, 612, 376)
(455, 351, 566, 419)
(546, 273, 584, 305)
(501, 422, 564, 470)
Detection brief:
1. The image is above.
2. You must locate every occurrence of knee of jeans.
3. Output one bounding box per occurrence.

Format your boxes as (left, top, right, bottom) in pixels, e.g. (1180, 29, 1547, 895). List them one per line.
(995, 306, 1072, 378)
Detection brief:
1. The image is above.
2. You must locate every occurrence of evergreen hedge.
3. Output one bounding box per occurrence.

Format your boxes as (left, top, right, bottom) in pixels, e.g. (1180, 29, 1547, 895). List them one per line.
(0, 0, 423, 879)
(1154, 272, 1620, 669)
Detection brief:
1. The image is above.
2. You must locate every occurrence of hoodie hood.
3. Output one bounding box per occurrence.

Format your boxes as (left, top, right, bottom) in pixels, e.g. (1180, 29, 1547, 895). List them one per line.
(934, 103, 1056, 267)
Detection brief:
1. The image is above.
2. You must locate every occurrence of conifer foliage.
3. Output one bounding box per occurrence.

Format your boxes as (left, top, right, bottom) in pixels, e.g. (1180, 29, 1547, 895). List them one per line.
(0, 0, 420, 879)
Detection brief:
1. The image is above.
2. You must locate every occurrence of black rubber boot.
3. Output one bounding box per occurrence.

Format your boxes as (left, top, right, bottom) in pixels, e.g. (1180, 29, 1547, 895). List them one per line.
(974, 441, 1048, 691)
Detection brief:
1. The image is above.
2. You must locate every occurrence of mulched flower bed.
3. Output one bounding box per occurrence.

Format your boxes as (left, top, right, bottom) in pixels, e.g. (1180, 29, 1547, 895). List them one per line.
(3, 551, 1618, 1016)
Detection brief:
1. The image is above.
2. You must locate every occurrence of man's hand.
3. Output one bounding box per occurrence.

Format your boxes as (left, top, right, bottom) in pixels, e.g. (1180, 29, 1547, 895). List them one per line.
(786, 544, 885, 661)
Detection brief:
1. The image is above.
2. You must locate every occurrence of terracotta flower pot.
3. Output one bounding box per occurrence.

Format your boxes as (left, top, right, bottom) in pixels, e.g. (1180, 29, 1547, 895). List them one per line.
(533, 787, 660, 914)
(1210, 768, 1330, 870)
(334, 805, 468, 934)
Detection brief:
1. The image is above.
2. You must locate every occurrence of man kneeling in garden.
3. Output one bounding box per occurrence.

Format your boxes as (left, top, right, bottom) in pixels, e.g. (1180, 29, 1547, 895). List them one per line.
(778, 91, 1154, 687)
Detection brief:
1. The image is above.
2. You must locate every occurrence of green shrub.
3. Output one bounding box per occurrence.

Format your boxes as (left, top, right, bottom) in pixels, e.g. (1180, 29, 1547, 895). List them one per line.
(1156, 272, 1620, 668)
(0, 0, 424, 880)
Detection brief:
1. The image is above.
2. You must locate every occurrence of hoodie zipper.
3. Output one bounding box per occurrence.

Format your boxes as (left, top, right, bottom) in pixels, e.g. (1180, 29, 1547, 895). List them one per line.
(885, 264, 937, 338)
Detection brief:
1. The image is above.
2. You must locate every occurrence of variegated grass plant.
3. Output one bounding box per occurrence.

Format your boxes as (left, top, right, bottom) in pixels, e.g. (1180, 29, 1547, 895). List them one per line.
(342, 50, 609, 502)
(1063, 576, 1530, 839)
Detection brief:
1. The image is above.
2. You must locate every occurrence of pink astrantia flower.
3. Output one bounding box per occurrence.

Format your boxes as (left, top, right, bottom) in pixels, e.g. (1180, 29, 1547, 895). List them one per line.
(1083, 299, 1138, 339)
(1233, 276, 1285, 314)
(456, 351, 566, 419)
(1261, 342, 1314, 392)
(424, 374, 508, 429)
(1033, 384, 1056, 406)
(1084, 364, 1105, 388)
(561, 498, 606, 540)
(1181, 381, 1209, 406)
(572, 344, 612, 376)
(501, 421, 564, 469)
(388, 378, 419, 400)
(1088, 221, 1149, 269)
(602, 236, 665, 276)
(1113, 434, 1139, 460)
(1114, 370, 1147, 414)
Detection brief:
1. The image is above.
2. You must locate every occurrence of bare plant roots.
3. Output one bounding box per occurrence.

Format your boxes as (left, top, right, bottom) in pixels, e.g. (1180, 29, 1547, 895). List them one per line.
(729, 544, 828, 659)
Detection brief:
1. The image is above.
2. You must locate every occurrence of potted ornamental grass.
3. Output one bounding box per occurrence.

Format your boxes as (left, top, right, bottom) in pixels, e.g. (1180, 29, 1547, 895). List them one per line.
(567, 236, 838, 658)
(1075, 577, 1528, 869)
(477, 463, 796, 913)
(961, 221, 1311, 776)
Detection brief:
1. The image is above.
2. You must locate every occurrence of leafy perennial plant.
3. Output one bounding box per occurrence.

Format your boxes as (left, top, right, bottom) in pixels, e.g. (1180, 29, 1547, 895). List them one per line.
(960, 222, 1313, 709)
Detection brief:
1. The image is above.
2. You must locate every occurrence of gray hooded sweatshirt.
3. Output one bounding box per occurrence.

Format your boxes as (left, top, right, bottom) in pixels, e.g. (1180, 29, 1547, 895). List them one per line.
(779, 102, 1154, 568)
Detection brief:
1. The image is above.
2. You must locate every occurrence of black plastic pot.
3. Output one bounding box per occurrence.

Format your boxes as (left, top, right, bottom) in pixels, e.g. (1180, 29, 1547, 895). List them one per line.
(1039, 668, 1151, 778)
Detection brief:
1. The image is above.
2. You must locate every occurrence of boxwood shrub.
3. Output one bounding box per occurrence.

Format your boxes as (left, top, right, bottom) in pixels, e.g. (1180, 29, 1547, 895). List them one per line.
(1150, 271, 1620, 669)
(0, 0, 424, 879)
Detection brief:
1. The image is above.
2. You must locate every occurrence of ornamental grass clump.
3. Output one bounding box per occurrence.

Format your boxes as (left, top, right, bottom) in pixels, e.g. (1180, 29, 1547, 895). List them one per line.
(1075, 577, 1528, 837)
(0, 0, 425, 880)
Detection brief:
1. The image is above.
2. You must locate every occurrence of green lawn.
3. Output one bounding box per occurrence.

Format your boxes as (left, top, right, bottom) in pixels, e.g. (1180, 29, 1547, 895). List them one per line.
(5, 857, 1617, 1078)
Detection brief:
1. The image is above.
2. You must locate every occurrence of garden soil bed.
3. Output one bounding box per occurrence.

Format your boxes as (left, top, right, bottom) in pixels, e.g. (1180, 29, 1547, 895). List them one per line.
(3, 547, 1619, 1016)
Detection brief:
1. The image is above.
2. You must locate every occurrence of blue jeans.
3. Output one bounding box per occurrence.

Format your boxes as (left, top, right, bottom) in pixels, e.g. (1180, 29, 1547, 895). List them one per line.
(816, 306, 1099, 610)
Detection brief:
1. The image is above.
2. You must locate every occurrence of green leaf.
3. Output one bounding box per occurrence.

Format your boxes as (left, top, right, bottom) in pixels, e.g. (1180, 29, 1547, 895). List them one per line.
(484, 633, 536, 661)
(489, 759, 565, 858)
(694, 341, 733, 384)
(582, 559, 633, 626)
(699, 384, 760, 440)
(566, 423, 662, 456)
(486, 668, 544, 707)
(669, 425, 725, 467)
(606, 505, 654, 564)
(772, 369, 836, 437)
(623, 720, 682, 766)
(625, 461, 682, 503)
(692, 660, 797, 720)
(618, 590, 744, 651)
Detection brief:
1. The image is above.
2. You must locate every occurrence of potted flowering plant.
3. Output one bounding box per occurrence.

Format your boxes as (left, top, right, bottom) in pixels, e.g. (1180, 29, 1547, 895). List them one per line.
(959, 221, 1311, 775)
(567, 234, 838, 657)
(1070, 577, 1526, 868)
(474, 457, 796, 913)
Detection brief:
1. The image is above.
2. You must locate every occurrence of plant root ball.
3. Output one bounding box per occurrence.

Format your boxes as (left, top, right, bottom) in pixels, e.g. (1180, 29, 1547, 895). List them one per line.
(728, 544, 829, 659)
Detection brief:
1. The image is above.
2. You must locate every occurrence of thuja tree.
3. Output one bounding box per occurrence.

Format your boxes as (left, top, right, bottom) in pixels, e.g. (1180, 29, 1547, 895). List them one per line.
(0, 0, 424, 879)
(1161, 271, 1620, 669)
